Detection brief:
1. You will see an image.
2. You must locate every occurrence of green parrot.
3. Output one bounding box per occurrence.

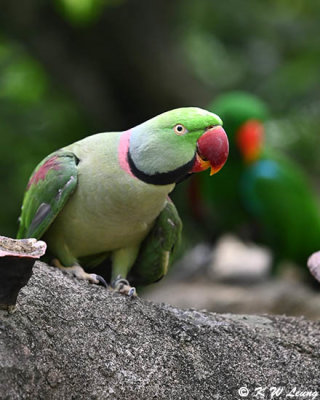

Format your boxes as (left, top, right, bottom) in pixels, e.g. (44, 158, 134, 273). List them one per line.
(194, 92, 320, 271)
(17, 108, 229, 295)
(190, 92, 269, 236)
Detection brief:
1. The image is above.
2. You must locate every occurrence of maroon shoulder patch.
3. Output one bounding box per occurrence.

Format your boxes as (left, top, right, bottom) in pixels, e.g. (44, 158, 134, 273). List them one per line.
(27, 156, 61, 189)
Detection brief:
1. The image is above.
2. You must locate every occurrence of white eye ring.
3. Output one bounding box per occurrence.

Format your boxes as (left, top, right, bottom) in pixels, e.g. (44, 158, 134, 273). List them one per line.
(174, 124, 188, 135)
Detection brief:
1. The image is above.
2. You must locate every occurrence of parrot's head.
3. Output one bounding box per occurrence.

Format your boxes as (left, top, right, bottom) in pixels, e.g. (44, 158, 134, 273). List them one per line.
(208, 91, 269, 164)
(126, 107, 229, 185)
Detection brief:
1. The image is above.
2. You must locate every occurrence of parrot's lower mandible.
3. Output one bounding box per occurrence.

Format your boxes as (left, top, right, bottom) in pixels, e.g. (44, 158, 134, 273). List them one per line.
(17, 108, 229, 295)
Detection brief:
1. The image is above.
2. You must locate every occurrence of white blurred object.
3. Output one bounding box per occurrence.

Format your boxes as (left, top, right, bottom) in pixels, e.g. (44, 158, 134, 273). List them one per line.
(210, 234, 272, 282)
(307, 251, 320, 283)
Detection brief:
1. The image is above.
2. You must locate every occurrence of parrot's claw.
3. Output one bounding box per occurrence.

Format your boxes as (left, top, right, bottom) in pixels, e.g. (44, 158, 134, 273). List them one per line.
(93, 274, 108, 288)
(52, 259, 108, 287)
(128, 287, 136, 297)
(112, 276, 137, 297)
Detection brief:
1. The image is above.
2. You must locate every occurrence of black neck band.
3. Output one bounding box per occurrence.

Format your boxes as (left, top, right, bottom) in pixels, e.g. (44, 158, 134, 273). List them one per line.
(127, 150, 196, 185)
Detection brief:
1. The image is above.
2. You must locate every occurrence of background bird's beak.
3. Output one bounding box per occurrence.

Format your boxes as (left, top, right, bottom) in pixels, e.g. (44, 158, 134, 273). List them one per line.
(236, 120, 264, 163)
(191, 126, 229, 175)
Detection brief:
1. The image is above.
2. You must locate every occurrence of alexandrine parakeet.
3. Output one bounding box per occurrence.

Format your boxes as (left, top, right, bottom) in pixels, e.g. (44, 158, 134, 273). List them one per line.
(195, 92, 320, 270)
(17, 108, 229, 295)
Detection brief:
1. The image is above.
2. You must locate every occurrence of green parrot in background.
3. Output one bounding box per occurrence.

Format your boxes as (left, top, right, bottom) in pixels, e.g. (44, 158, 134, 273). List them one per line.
(194, 92, 320, 271)
(17, 108, 229, 295)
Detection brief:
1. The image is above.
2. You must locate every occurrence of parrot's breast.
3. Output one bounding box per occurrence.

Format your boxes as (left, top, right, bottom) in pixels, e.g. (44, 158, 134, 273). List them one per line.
(45, 132, 175, 258)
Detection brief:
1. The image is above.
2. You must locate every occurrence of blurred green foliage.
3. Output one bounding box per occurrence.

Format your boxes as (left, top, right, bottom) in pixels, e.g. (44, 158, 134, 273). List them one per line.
(55, 0, 124, 25)
(0, 38, 90, 236)
(0, 0, 319, 241)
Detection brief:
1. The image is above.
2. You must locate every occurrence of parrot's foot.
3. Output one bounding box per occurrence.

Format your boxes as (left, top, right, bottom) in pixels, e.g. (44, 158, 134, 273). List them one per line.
(112, 276, 136, 297)
(52, 259, 108, 287)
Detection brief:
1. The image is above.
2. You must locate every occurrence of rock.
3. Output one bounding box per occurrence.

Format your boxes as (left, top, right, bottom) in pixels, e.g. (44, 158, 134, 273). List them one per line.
(1, 262, 320, 399)
(144, 278, 320, 320)
(168, 235, 273, 284)
(210, 234, 272, 282)
(168, 243, 213, 281)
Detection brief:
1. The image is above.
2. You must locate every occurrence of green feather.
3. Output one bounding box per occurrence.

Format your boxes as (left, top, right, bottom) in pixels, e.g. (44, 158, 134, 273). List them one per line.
(17, 151, 78, 239)
(241, 152, 320, 265)
(128, 199, 182, 285)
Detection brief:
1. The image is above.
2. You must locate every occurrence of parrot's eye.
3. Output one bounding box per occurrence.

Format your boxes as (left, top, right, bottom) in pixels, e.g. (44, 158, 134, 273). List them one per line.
(174, 124, 188, 135)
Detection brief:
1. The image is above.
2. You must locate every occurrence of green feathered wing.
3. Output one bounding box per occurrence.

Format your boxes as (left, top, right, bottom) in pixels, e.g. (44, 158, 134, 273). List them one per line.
(241, 154, 320, 265)
(128, 199, 182, 285)
(17, 151, 78, 239)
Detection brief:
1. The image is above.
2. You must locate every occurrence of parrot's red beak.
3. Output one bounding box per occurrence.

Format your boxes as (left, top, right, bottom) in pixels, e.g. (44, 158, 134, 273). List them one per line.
(191, 126, 229, 175)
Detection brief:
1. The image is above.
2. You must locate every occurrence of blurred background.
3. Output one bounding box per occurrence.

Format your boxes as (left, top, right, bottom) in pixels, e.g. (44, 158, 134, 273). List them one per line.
(1, 0, 320, 317)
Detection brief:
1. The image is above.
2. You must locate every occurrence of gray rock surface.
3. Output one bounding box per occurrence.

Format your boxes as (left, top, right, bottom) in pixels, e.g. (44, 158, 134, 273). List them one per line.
(144, 278, 320, 320)
(1, 262, 320, 399)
